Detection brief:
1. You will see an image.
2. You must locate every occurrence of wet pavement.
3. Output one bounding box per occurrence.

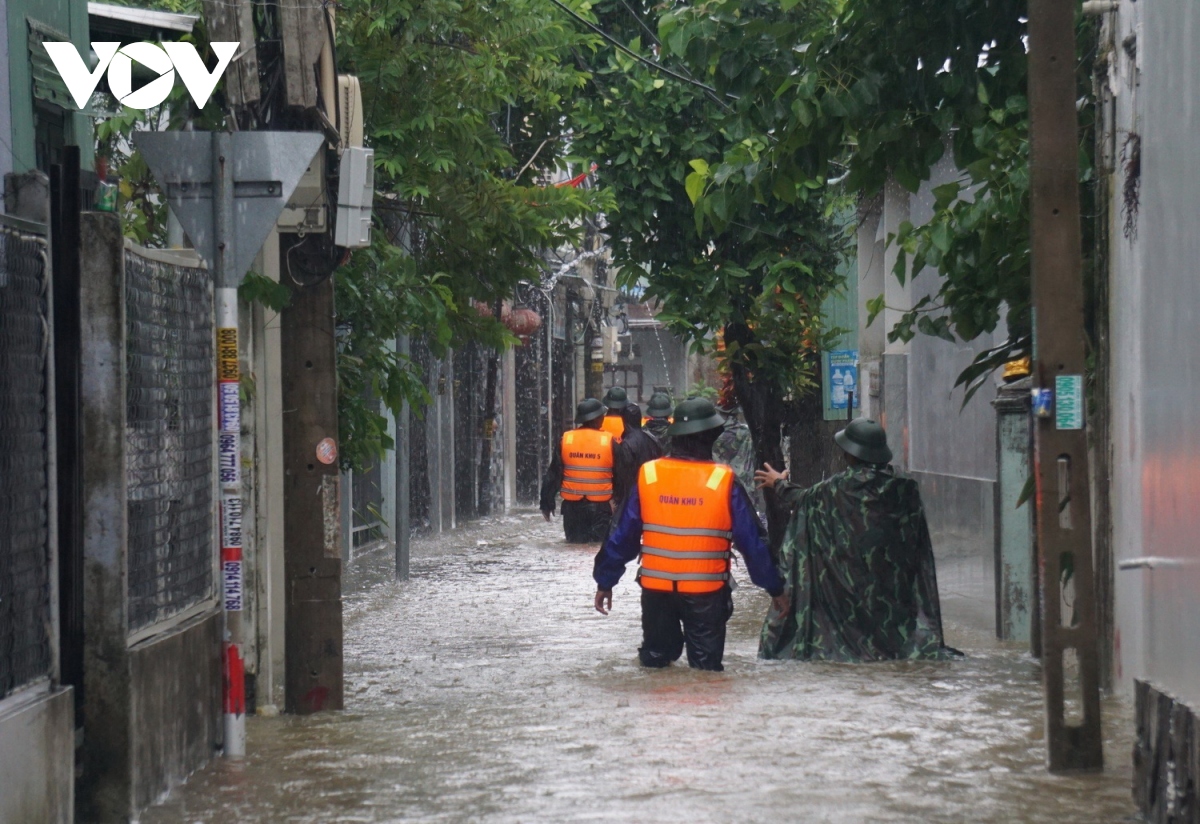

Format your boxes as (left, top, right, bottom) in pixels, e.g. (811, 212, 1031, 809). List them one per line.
(143, 511, 1139, 823)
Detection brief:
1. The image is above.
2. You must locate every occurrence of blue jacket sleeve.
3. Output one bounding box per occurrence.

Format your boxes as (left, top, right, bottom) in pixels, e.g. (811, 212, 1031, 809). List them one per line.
(593, 487, 643, 590)
(730, 482, 785, 597)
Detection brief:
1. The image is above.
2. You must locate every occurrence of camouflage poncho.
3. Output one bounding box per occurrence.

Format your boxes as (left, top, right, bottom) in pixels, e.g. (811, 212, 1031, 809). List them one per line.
(759, 464, 958, 662)
(713, 421, 766, 519)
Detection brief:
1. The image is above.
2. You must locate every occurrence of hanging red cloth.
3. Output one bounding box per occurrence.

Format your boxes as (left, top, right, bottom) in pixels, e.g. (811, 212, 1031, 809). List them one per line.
(555, 163, 598, 188)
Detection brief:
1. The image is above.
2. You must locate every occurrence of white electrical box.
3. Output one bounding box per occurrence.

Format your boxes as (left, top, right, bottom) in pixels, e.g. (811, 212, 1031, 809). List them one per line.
(602, 325, 620, 364)
(277, 153, 327, 234)
(335, 147, 374, 248)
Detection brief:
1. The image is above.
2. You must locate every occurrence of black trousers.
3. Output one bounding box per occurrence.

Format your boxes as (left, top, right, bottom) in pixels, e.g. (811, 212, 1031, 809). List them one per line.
(639, 586, 734, 672)
(561, 498, 611, 543)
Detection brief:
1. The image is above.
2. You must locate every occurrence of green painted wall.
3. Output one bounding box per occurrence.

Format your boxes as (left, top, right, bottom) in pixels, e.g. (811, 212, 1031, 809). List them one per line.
(820, 248, 859, 422)
(7, 0, 93, 172)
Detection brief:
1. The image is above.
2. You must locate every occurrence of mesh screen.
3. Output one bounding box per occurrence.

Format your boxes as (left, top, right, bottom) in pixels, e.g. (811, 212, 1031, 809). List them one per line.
(0, 225, 51, 697)
(125, 251, 214, 632)
(351, 451, 384, 550)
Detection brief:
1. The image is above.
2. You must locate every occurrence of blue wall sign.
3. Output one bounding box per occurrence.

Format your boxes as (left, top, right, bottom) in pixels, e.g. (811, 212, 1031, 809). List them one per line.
(828, 349, 859, 410)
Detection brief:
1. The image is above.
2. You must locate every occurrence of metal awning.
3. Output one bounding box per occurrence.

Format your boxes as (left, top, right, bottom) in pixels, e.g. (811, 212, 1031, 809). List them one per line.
(88, 2, 198, 42)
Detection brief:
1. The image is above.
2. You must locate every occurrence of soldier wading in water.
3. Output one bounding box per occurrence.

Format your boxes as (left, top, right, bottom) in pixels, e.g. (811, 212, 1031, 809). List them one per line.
(593, 398, 788, 671)
(754, 417, 959, 662)
(541, 399, 617, 543)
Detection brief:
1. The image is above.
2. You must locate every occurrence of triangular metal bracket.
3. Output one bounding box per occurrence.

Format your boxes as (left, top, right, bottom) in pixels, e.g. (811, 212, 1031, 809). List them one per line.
(134, 131, 324, 282)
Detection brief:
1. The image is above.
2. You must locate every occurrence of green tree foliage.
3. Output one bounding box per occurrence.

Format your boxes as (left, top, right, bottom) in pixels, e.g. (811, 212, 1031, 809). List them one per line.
(570, 0, 845, 401)
(334, 0, 611, 468)
(657, 0, 1097, 398)
(566, 0, 847, 543)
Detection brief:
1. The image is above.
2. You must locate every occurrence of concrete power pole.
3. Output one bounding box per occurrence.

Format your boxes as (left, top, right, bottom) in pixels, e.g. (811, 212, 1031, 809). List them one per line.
(1027, 0, 1104, 772)
(280, 268, 344, 713)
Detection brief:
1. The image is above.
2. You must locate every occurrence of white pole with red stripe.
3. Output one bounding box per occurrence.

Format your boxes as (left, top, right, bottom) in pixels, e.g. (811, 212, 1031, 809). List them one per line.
(217, 290, 245, 756)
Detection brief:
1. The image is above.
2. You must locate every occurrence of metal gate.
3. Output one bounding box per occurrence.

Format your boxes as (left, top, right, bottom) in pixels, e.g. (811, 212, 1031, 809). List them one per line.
(0, 216, 53, 698)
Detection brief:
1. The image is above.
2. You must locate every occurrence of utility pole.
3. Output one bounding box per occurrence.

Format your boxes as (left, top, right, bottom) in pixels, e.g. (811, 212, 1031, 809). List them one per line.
(212, 132, 247, 757)
(135, 129, 325, 739)
(1027, 0, 1103, 772)
(280, 265, 344, 713)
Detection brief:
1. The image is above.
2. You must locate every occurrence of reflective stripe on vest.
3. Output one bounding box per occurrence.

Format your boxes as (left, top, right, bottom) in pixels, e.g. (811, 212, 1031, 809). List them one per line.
(643, 524, 733, 539)
(560, 429, 614, 502)
(636, 458, 735, 593)
(641, 546, 731, 560)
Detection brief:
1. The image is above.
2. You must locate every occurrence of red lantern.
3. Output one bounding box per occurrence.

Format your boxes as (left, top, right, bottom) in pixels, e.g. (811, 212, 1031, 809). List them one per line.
(504, 307, 542, 343)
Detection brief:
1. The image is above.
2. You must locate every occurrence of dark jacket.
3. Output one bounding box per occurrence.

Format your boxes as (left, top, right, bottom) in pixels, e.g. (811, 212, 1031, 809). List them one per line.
(612, 426, 663, 505)
(539, 449, 565, 513)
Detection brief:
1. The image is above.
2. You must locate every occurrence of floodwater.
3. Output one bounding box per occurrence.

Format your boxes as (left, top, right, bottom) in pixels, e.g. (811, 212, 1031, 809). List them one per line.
(143, 512, 1139, 823)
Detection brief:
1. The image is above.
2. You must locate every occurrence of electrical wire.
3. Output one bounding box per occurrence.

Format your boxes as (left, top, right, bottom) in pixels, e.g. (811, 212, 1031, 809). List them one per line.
(545, 0, 734, 112)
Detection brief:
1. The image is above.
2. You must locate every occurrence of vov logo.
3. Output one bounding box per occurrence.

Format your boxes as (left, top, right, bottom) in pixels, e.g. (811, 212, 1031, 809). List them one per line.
(43, 42, 239, 110)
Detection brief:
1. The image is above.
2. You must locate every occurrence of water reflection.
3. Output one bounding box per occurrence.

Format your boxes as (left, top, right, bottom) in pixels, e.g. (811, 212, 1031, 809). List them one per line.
(143, 513, 1138, 823)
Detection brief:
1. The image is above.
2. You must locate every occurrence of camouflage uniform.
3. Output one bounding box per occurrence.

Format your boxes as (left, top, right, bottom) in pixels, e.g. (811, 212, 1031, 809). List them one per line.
(759, 464, 959, 662)
(644, 417, 671, 449)
(712, 419, 765, 519)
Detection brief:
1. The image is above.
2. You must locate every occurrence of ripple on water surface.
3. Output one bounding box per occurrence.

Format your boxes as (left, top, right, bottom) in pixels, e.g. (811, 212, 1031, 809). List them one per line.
(143, 513, 1137, 824)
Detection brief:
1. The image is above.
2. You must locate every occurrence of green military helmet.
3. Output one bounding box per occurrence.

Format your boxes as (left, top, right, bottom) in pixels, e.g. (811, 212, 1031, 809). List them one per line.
(575, 397, 607, 424)
(601, 386, 629, 410)
(646, 392, 673, 418)
(834, 417, 893, 464)
(667, 397, 726, 437)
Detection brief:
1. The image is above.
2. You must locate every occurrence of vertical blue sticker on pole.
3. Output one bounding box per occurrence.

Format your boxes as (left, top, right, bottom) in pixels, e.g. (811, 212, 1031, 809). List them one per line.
(1054, 374, 1084, 429)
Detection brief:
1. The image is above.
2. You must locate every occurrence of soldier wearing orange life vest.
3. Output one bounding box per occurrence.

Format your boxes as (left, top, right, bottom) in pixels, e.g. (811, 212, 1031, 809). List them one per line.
(540, 398, 616, 543)
(599, 386, 629, 441)
(593, 398, 789, 671)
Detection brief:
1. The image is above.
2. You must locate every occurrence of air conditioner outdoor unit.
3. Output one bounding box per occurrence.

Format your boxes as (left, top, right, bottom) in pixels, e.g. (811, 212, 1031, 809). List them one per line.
(338, 75, 363, 151)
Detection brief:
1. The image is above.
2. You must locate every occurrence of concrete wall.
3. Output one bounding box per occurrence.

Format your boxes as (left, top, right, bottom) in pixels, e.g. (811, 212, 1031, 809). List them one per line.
(0, 686, 73, 824)
(627, 326, 689, 402)
(1105, 0, 1200, 707)
(129, 611, 223, 811)
(856, 155, 1002, 628)
(245, 230, 287, 713)
(77, 215, 223, 819)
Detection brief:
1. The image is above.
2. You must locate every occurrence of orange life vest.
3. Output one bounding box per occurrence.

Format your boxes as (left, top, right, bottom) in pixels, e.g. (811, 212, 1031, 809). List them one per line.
(636, 458, 735, 593)
(600, 414, 625, 441)
(560, 428, 614, 502)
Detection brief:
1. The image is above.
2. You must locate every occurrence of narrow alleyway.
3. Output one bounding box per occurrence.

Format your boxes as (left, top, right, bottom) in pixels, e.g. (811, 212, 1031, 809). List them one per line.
(144, 513, 1137, 823)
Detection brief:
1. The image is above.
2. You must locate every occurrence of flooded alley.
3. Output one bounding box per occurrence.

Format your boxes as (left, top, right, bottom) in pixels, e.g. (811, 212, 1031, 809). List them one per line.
(143, 513, 1138, 824)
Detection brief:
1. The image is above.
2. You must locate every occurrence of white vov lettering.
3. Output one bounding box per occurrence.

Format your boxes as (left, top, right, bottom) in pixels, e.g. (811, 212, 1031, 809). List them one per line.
(42, 41, 239, 110)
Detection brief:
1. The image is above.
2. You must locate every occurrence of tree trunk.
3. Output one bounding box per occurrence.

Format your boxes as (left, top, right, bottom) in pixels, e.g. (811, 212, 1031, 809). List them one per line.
(726, 323, 844, 554)
(787, 390, 845, 488)
(725, 322, 790, 553)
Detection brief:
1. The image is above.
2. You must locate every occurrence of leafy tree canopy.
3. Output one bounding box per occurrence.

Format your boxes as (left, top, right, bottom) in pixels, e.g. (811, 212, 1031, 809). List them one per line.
(568, 0, 847, 406)
(333, 0, 613, 467)
(650, 0, 1095, 398)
